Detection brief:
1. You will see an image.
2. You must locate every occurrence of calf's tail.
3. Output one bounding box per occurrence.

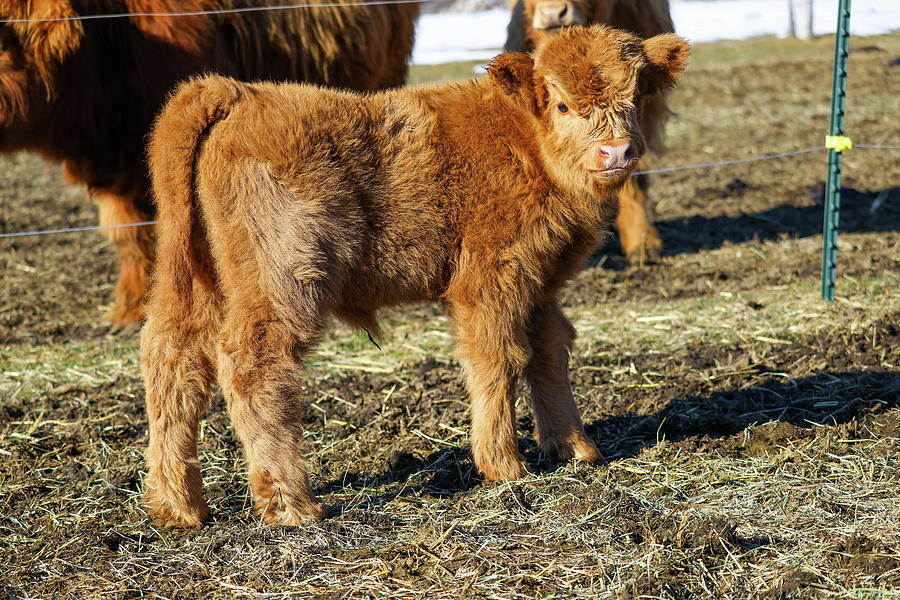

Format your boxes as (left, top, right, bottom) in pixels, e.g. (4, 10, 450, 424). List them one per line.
(148, 76, 243, 318)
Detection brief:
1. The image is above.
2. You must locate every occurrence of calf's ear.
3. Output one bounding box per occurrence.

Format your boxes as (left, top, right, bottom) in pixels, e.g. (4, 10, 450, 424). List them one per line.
(639, 33, 690, 96)
(486, 52, 540, 113)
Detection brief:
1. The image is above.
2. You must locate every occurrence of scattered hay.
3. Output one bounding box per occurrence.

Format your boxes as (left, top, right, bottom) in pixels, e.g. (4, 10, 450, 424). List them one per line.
(2, 33, 900, 600)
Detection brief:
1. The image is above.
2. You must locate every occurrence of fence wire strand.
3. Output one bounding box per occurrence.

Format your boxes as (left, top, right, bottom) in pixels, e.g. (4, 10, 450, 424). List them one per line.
(0, 221, 159, 239)
(0, 0, 429, 24)
(632, 146, 824, 175)
(0, 144, 896, 239)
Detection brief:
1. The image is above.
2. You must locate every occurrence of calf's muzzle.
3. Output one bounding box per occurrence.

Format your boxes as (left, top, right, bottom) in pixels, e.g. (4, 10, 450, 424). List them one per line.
(598, 142, 635, 173)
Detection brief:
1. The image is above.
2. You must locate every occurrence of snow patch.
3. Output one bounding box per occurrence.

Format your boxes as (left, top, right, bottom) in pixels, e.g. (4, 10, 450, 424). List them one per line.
(412, 0, 900, 65)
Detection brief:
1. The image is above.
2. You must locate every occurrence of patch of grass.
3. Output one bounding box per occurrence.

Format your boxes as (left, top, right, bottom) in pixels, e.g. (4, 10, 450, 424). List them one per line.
(407, 60, 485, 86)
(683, 32, 900, 69)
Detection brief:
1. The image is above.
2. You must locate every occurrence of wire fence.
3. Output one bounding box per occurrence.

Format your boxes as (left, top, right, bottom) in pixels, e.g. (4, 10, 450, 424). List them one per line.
(1, 144, 897, 239)
(0, 4, 896, 244)
(0, 0, 431, 24)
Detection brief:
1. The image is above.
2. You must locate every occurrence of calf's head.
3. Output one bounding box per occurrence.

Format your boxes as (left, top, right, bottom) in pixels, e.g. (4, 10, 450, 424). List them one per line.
(488, 25, 688, 197)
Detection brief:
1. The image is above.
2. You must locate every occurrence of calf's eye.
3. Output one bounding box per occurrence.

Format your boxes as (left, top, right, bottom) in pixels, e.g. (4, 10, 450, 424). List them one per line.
(557, 102, 569, 114)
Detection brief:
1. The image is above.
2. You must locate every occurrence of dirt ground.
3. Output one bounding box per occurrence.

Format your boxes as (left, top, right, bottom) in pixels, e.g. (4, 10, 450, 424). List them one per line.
(1, 33, 899, 600)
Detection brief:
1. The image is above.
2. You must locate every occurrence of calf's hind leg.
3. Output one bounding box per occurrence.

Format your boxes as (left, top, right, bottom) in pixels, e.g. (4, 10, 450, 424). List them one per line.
(524, 300, 602, 463)
(217, 300, 327, 525)
(142, 287, 221, 528)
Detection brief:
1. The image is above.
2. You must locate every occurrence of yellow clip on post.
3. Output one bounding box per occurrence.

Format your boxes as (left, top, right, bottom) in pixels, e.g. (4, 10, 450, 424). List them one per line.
(825, 135, 853, 152)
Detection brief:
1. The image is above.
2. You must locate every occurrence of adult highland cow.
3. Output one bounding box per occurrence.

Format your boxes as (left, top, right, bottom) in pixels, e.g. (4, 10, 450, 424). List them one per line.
(0, 0, 418, 324)
(506, 0, 674, 264)
(142, 25, 689, 527)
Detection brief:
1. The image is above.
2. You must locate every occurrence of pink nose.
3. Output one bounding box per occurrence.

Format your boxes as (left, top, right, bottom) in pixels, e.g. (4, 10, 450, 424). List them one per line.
(598, 143, 635, 171)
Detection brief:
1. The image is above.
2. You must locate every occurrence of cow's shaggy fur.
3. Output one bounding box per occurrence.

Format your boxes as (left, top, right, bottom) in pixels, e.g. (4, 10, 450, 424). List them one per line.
(142, 25, 689, 527)
(506, 0, 675, 263)
(0, 0, 418, 324)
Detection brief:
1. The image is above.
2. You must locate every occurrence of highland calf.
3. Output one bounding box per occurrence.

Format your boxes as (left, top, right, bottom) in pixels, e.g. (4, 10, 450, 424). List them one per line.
(0, 0, 418, 324)
(506, 0, 676, 263)
(142, 25, 689, 527)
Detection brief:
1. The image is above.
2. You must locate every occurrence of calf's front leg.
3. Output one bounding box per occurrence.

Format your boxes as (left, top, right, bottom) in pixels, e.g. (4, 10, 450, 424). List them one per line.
(524, 299, 602, 463)
(451, 299, 530, 481)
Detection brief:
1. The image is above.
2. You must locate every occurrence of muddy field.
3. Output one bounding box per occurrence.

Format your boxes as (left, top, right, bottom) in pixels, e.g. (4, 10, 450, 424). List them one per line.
(1, 33, 899, 599)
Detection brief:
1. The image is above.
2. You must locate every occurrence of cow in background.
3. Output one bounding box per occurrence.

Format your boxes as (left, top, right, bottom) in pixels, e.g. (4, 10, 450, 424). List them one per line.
(0, 0, 418, 325)
(506, 0, 675, 264)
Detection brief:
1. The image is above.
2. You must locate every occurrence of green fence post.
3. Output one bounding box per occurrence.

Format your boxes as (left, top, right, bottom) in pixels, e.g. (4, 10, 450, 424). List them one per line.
(821, 0, 852, 301)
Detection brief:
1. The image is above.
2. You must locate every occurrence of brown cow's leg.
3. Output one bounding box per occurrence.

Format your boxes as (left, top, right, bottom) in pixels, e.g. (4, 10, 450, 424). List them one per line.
(451, 300, 530, 482)
(217, 299, 326, 525)
(95, 190, 155, 325)
(142, 285, 221, 528)
(615, 170, 661, 265)
(524, 300, 602, 463)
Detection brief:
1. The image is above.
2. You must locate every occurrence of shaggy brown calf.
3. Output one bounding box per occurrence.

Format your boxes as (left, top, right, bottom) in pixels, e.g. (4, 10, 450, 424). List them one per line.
(0, 0, 418, 324)
(506, 0, 675, 263)
(142, 25, 689, 527)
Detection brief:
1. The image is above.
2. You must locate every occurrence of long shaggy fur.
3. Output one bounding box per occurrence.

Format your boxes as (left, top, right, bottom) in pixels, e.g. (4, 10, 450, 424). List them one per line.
(0, 0, 418, 324)
(141, 25, 689, 528)
(505, 0, 676, 263)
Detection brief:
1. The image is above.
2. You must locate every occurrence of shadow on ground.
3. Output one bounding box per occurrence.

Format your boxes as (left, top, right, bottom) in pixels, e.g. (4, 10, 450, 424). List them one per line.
(595, 185, 900, 264)
(309, 368, 900, 505)
(589, 368, 900, 461)
(658, 185, 900, 256)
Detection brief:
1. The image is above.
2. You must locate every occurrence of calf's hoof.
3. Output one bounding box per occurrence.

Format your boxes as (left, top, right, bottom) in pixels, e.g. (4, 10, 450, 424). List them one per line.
(144, 490, 209, 528)
(256, 495, 328, 525)
(539, 433, 604, 464)
(571, 437, 604, 463)
(478, 455, 529, 483)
